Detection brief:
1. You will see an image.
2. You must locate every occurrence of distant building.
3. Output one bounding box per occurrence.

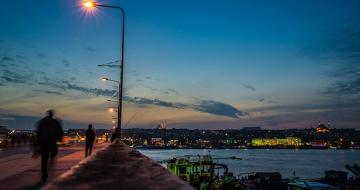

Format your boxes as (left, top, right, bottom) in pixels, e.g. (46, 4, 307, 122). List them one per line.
(251, 137, 302, 146)
(150, 138, 164, 146)
(196, 139, 211, 147)
(242, 127, 262, 131)
(156, 121, 167, 130)
(310, 141, 328, 148)
(167, 139, 178, 146)
(316, 122, 330, 133)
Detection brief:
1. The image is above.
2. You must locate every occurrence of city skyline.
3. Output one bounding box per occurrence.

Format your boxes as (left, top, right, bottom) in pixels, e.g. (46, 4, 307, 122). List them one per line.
(1, 0, 360, 129)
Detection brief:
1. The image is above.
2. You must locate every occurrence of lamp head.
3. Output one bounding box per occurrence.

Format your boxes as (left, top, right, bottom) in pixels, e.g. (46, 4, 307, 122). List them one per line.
(83, 1, 96, 8)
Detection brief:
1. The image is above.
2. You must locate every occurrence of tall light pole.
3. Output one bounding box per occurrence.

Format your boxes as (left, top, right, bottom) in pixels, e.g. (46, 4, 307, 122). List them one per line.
(83, 1, 125, 139)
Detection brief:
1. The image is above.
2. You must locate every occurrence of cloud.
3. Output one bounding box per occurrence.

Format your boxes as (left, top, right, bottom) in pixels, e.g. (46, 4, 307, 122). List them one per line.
(125, 96, 188, 109)
(0, 69, 31, 84)
(124, 96, 246, 119)
(85, 46, 95, 52)
(301, 25, 360, 98)
(0, 56, 16, 68)
(39, 77, 117, 97)
(62, 59, 70, 67)
(1, 56, 14, 62)
(0, 65, 246, 119)
(258, 98, 265, 102)
(16, 55, 25, 59)
(37, 53, 46, 59)
(193, 100, 247, 118)
(243, 84, 256, 91)
(167, 88, 177, 93)
(97, 60, 120, 68)
(33, 89, 64, 95)
(248, 96, 266, 103)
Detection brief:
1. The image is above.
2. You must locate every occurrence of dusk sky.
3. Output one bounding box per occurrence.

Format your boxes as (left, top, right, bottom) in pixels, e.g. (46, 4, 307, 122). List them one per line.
(0, 0, 360, 130)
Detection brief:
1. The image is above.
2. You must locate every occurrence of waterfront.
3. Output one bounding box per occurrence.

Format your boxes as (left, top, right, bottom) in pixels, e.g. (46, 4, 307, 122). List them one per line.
(140, 149, 360, 179)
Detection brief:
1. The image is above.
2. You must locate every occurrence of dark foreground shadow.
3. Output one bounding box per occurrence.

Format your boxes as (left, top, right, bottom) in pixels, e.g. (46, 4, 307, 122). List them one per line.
(18, 181, 47, 190)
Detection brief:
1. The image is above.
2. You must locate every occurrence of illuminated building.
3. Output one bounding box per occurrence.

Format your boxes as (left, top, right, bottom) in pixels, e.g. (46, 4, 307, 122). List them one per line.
(311, 141, 328, 148)
(316, 123, 330, 133)
(251, 137, 302, 146)
(150, 138, 165, 146)
(167, 139, 178, 146)
(196, 139, 211, 147)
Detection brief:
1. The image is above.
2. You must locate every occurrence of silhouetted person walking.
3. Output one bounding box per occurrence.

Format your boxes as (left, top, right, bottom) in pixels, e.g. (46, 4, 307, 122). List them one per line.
(85, 124, 96, 157)
(35, 110, 63, 181)
(111, 127, 119, 142)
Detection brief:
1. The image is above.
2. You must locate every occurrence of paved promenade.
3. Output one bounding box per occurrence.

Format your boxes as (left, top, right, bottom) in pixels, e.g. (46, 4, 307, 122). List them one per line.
(44, 140, 194, 190)
(0, 143, 108, 190)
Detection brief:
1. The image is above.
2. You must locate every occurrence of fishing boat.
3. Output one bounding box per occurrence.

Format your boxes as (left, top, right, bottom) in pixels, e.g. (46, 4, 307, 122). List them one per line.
(164, 153, 360, 190)
(165, 154, 241, 190)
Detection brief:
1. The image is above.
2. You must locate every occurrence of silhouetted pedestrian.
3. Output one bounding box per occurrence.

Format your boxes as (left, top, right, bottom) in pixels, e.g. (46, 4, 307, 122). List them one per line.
(85, 124, 96, 157)
(111, 127, 119, 142)
(35, 110, 63, 181)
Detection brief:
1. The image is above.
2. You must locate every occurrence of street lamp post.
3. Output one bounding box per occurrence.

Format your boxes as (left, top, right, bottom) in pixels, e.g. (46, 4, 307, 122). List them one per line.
(84, 1, 125, 139)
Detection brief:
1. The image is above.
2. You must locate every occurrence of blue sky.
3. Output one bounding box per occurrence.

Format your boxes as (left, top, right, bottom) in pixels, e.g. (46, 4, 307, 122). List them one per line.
(0, 0, 360, 129)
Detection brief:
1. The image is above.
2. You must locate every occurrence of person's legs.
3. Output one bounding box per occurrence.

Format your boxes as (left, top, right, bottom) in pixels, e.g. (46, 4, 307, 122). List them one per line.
(41, 151, 49, 181)
(89, 143, 93, 155)
(49, 147, 58, 169)
(85, 143, 89, 157)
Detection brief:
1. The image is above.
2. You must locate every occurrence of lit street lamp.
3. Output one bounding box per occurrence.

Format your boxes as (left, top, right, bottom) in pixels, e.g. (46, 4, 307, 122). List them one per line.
(108, 108, 117, 113)
(101, 77, 120, 83)
(83, 1, 126, 139)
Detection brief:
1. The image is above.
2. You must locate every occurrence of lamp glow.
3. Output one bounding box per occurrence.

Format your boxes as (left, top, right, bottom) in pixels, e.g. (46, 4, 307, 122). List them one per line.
(83, 1, 96, 8)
